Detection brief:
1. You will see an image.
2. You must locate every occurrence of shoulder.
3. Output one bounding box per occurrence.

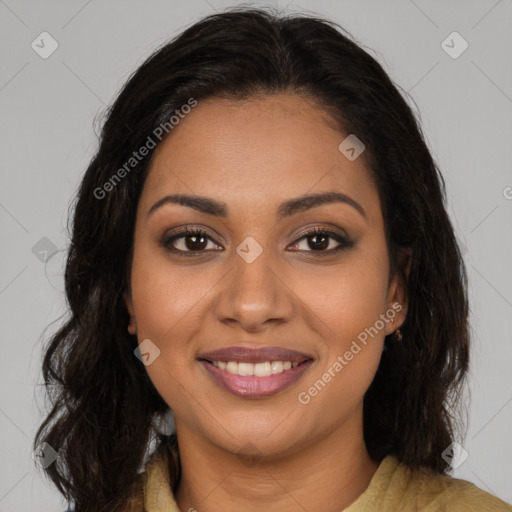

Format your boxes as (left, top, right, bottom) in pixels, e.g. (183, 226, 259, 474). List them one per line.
(125, 445, 179, 511)
(60, 444, 176, 512)
(346, 455, 511, 511)
(396, 458, 512, 511)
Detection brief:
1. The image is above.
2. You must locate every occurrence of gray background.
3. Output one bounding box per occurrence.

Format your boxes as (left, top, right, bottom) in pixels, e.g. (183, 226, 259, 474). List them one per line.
(1, 0, 511, 510)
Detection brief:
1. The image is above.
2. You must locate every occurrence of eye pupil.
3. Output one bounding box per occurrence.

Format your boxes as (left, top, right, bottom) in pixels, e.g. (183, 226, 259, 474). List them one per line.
(309, 234, 328, 250)
(186, 234, 207, 250)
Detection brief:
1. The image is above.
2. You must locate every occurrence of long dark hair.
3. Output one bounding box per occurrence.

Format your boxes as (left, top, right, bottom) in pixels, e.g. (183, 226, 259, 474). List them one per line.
(34, 7, 469, 511)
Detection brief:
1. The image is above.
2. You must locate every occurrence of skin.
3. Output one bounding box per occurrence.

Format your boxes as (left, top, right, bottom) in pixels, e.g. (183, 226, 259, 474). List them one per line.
(124, 93, 411, 512)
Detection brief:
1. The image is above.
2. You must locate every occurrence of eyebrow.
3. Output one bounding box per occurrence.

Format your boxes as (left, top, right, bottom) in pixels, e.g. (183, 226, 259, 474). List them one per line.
(147, 191, 366, 220)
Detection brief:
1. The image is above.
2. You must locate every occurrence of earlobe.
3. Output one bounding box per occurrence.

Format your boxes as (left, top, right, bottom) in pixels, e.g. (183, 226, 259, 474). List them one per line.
(386, 248, 412, 334)
(127, 318, 137, 335)
(123, 291, 137, 335)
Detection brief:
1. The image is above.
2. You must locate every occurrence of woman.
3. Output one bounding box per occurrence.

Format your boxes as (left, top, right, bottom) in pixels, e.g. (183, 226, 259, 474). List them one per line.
(35, 7, 512, 512)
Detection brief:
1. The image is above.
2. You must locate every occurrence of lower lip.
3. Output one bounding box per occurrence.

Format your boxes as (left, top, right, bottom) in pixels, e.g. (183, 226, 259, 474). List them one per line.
(198, 359, 314, 399)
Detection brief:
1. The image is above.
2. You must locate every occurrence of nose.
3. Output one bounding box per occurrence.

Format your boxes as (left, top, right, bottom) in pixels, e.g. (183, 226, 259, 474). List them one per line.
(213, 243, 295, 332)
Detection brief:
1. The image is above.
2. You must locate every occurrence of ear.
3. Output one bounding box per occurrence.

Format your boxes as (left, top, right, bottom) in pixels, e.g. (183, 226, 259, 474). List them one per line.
(384, 248, 412, 336)
(124, 290, 137, 335)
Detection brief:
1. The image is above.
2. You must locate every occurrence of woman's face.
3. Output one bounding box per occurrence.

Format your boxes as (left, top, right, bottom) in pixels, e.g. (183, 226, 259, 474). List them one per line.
(125, 93, 409, 458)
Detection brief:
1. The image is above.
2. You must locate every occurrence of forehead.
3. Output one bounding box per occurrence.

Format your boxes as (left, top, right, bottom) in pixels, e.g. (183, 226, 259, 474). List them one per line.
(141, 93, 380, 221)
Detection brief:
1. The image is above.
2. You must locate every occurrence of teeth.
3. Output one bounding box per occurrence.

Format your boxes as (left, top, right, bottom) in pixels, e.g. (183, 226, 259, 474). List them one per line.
(238, 362, 254, 376)
(254, 362, 271, 377)
(211, 360, 301, 377)
(271, 361, 283, 374)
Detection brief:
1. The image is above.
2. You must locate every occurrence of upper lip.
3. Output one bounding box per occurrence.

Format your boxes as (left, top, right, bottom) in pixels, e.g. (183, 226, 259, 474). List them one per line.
(197, 346, 313, 364)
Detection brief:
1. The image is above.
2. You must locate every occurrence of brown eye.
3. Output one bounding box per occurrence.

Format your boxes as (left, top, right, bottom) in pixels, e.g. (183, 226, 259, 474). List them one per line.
(306, 233, 330, 250)
(161, 228, 221, 256)
(181, 233, 208, 251)
(290, 228, 354, 253)
(161, 226, 354, 258)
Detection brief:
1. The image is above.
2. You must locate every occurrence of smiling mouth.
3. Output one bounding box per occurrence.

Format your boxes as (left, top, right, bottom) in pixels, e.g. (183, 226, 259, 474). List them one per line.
(199, 358, 313, 377)
(197, 357, 315, 399)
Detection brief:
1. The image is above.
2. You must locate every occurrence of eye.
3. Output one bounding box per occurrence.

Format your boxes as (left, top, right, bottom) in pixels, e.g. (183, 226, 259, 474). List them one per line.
(161, 227, 221, 257)
(161, 226, 354, 257)
(288, 227, 354, 254)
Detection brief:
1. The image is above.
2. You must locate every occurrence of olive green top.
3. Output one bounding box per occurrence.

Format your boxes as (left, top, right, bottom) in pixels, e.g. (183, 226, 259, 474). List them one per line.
(126, 449, 512, 511)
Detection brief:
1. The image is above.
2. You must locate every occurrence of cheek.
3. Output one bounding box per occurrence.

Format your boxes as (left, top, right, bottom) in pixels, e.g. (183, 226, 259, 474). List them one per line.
(293, 252, 389, 341)
(295, 259, 387, 419)
(290, 246, 389, 403)
(130, 241, 209, 340)
(129, 249, 204, 411)
(128, 244, 206, 396)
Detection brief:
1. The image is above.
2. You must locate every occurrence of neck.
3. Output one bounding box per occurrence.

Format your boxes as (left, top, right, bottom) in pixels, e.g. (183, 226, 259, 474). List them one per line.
(174, 407, 379, 512)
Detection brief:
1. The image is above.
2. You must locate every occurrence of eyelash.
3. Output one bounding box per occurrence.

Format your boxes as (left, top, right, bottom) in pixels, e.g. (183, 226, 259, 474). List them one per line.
(160, 226, 354, 258)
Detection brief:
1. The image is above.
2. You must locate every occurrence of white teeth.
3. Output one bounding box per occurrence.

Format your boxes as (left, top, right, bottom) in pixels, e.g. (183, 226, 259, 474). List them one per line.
(226, 361, 238, 374)
(212, 360, 300, 377)
(238, 362, 254, 376)
(271, 361, 283, 374)
(254, 362, 271, 377)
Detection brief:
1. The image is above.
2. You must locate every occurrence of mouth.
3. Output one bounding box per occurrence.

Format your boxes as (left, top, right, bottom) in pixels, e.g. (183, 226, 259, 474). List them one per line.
(196, 346, 315, 399)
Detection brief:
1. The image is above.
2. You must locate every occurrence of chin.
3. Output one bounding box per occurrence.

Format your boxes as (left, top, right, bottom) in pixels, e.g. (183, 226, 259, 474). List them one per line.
(214, 427, 304, 460)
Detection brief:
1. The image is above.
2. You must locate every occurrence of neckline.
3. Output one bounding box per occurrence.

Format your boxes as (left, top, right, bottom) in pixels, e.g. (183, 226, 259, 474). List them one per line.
(143, 452, 401, 511)
(342, 455, 401, 511)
